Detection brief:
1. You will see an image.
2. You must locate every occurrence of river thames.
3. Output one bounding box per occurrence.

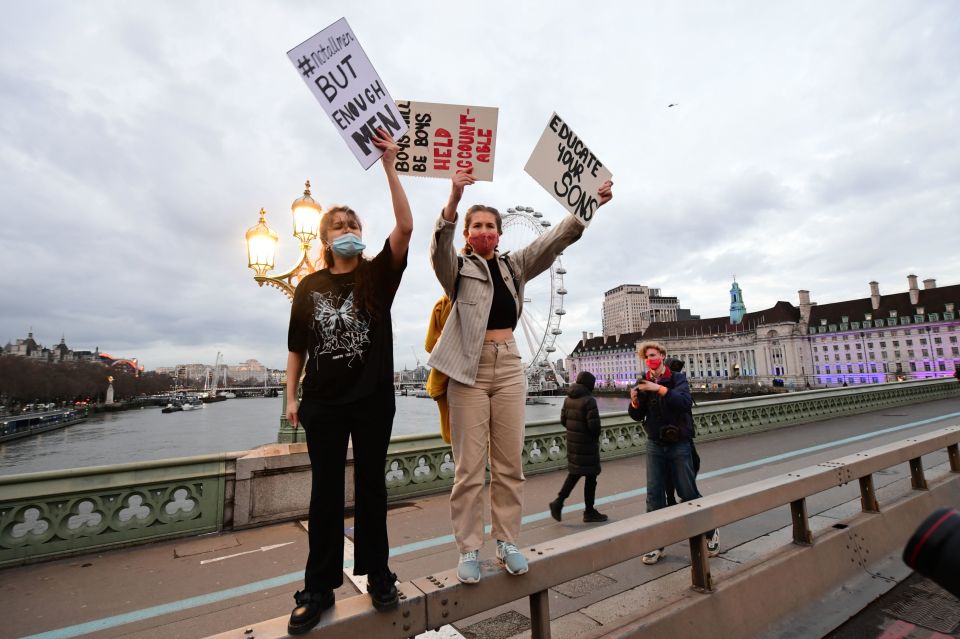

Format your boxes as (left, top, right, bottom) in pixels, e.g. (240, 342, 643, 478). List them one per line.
(0, 394, 632, 476)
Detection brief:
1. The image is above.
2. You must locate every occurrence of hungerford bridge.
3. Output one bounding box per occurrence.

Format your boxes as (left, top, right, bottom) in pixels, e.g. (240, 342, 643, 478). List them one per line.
(2, 378, 960, 638)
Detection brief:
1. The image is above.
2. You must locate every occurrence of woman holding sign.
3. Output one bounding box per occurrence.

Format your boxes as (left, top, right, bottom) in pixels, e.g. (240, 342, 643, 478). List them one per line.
(429, 168, 613, 583)
(285, 128, 411, 634)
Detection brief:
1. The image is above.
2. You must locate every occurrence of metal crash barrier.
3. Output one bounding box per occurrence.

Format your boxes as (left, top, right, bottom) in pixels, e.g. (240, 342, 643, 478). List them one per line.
(209, 425, 960, 639)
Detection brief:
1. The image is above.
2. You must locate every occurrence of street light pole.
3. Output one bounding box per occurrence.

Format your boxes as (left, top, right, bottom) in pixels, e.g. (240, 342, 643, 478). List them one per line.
(245, 181, 323, 443)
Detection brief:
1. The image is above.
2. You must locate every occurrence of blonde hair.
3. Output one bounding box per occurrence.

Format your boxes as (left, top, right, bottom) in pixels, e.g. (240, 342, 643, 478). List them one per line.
(638, 341, 667, 357)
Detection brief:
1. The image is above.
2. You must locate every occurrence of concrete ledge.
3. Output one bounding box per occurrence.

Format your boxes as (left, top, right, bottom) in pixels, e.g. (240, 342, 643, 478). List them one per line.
(232, 443, 355, 529)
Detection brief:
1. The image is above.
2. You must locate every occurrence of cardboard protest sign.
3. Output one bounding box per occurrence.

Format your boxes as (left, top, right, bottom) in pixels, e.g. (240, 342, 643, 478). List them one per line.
(523, 113, 612, 226)
(288, 18, 408, 169)
(393, 101, 498, 181)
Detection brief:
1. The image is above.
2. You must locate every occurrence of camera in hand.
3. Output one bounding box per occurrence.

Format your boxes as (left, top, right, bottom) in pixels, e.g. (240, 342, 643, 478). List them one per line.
(903, 507, 960, 598)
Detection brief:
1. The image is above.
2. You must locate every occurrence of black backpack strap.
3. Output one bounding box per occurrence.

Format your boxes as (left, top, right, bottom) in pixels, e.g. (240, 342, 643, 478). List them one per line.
(452, 256, 464, 301)
(501, 254, 520, 294)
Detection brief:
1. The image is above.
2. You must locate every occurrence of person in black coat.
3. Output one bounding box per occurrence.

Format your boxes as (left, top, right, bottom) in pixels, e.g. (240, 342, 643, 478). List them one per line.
(549, 371, 608, 523)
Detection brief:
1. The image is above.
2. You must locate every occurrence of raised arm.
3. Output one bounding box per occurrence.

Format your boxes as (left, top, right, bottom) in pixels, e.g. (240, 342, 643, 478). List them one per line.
(372, 128, 412, 269)
(430, 170, 476, 295)
(512, 180, 614, 281)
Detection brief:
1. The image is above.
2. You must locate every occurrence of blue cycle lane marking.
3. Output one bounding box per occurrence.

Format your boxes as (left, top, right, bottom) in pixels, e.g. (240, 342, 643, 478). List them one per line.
(23, 410, 960, 639)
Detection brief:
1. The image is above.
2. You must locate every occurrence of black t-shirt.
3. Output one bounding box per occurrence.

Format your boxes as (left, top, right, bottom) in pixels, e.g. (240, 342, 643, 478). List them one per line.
(288, 239, 406, 404)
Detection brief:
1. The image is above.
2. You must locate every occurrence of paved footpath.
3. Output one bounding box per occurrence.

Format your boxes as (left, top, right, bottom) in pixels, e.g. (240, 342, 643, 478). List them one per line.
(5, 397, 960, 639)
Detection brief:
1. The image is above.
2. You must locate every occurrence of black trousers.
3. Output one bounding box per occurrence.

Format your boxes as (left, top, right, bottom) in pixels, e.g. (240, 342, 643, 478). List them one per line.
(299, 390, 395, 592)
(557, 472, 598, 509)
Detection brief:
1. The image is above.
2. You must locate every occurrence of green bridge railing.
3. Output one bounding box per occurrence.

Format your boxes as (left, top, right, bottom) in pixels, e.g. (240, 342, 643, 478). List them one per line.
(1, 378, 957, 567)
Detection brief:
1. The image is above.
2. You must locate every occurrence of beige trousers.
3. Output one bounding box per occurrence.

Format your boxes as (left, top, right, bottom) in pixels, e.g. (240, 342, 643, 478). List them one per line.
(447, 340, 527, 552)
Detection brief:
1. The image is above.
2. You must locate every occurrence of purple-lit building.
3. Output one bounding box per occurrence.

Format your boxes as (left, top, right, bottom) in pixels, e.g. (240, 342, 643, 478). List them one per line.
(565, 275, 960, 389)
(804, 276, 959, 385)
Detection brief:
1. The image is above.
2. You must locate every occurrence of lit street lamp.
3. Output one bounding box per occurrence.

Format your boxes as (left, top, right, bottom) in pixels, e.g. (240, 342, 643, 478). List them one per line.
(244, 181, 323, 442)
(245, 181, 322, 300)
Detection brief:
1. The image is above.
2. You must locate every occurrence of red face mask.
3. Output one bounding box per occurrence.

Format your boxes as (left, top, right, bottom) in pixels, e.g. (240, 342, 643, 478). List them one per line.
(469, 232, 499, 255)
(646, 357, 663, 371)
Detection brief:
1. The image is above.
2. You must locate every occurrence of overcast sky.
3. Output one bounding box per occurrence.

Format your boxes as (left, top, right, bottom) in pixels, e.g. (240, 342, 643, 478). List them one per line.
(2, 1, 959, 371)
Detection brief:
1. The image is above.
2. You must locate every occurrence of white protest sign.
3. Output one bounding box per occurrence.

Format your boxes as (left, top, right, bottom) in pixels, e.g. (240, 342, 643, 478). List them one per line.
(393, 101, 498, 181)
(523, 112, 613, 226)
(287, 18, 408, 169)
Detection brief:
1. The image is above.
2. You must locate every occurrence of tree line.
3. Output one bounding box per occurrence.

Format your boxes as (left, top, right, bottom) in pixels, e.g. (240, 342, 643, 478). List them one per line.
(0, 355, 175, 406)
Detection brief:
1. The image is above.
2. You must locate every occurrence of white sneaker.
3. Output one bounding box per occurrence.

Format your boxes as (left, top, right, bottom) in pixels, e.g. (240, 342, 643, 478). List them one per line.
(642, 548, 663, 565)
(707, 529, 720, 557)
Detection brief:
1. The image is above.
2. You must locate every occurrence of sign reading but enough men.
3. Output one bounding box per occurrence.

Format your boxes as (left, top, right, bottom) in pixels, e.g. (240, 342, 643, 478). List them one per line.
(287, 18, 409, 169)
(524, 112, 613, 226)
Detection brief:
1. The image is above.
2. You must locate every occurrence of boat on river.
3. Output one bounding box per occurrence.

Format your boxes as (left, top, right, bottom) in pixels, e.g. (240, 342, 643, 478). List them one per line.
(0, 408, 87, 442)
(181, 397, 205, 411)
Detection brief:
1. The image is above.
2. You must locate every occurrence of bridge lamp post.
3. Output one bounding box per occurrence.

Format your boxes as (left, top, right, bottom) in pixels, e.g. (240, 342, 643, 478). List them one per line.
(245, 181, 322, 301)
(244, 181, 323, 443)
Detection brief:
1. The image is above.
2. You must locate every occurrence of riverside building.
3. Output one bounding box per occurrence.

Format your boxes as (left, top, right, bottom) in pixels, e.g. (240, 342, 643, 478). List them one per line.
(567, 275, 960, 388)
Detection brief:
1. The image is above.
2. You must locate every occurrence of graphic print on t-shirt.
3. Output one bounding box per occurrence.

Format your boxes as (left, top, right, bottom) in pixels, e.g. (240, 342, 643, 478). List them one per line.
(310, 289, 370, 366)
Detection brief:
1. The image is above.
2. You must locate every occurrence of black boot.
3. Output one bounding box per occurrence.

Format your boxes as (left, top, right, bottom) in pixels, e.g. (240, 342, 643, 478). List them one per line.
(288, 589, 334, 635)
(583, 508, 608, 523)
(367, 569, 399, 611)
(549, 499, 563, 522)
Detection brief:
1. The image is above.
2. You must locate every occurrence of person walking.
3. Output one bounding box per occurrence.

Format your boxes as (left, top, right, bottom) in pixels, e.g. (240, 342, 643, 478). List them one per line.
(549, 371, 608, 523)
(285, 128, 412, 634)
(429, 168, 613, 583)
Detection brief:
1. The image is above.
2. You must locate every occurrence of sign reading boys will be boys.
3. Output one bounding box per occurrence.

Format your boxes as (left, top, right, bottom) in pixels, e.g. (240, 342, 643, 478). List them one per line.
(287, 18, 408, 169)
(393, 101, 498, 181)
(524, 113, 613, 226)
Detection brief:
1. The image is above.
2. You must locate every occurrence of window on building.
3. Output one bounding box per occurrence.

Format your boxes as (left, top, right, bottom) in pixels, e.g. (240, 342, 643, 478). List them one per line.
(906, 339, 913, 346)
(910, 362, 917, 372)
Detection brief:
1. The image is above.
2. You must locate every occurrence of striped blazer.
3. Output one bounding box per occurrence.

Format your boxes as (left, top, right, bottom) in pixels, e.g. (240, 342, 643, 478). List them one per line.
(428, 212, 585, 385)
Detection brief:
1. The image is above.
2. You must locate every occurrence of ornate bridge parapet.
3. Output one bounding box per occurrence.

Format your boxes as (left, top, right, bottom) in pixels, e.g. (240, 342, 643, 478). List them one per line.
(380, 379, 960, 499)
(0, 454, 239, 568)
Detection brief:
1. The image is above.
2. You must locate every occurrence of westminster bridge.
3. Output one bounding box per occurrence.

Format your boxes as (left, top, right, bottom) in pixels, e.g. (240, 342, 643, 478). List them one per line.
(2, 379, 959, 638)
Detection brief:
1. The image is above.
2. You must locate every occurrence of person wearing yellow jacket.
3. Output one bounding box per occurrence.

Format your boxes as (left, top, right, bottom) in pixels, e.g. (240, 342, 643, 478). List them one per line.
(425, 296, 453, 444)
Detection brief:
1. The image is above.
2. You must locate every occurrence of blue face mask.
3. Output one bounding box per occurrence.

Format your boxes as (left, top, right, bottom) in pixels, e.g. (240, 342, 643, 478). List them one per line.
(330, 233, 366, 258)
